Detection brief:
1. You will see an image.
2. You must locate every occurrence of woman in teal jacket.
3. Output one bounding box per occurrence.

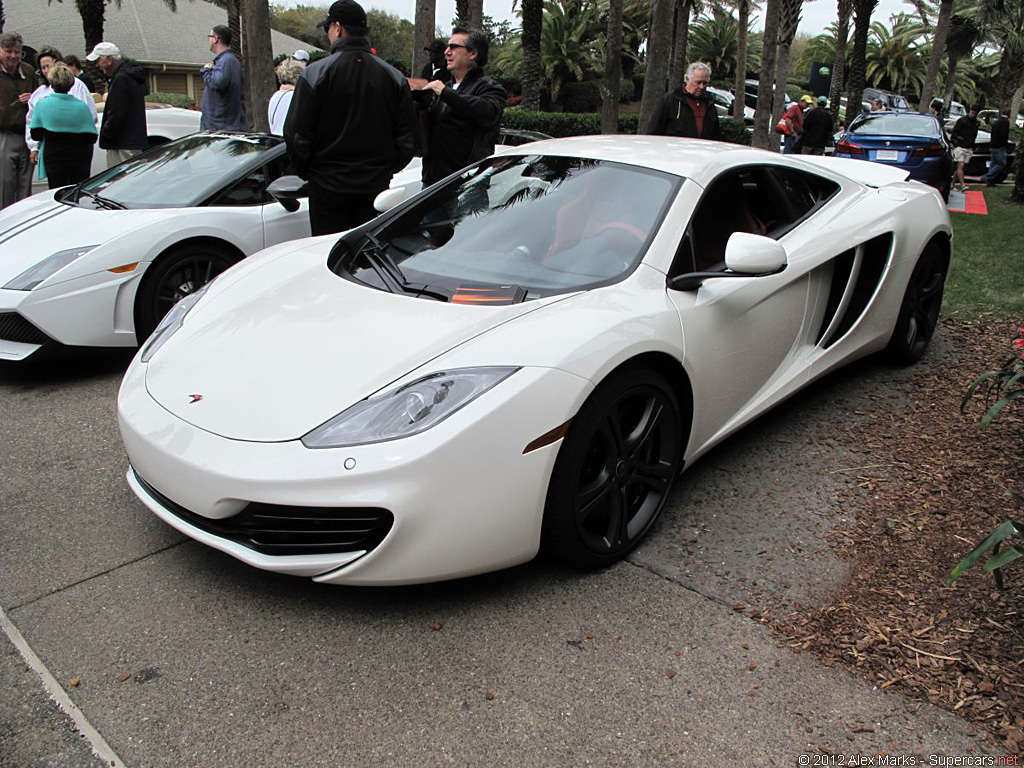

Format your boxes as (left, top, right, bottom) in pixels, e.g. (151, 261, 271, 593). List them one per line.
(28, 62, 97, 189)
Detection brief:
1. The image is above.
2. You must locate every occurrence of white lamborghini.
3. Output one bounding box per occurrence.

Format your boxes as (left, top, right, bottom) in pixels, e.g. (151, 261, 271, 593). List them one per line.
(117, 136, 952, 586)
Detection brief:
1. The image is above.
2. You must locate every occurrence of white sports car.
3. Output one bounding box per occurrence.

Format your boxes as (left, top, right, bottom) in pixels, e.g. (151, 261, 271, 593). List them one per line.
(117, 136, 952, 586)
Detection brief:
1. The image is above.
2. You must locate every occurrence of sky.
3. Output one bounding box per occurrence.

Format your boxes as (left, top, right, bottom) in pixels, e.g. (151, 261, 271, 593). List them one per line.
(278, 0, 916, 38)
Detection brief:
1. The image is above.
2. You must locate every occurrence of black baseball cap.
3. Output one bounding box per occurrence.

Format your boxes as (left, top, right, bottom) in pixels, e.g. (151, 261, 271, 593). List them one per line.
(318, 0, 367, 29)
(424, 39, 446, 53)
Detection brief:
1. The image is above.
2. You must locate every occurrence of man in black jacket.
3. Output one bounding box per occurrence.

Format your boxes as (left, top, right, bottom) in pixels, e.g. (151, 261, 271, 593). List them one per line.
(949, 104, 980, 193)
(284, 0, 416, 235)
(799, 96, 834, 155)
(87, 42, 148, 168)
(981, 108, 1011, 187)
(416, 28, 506, 187)
(650, 62, 720, 140)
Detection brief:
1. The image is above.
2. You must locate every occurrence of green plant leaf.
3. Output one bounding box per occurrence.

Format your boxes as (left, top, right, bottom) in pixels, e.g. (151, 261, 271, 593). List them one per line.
(979, 389, 1024, 427)
(946, 520, 1024, 584)
(983, 546, 1023, 572)
(961, 369, 1002, 413)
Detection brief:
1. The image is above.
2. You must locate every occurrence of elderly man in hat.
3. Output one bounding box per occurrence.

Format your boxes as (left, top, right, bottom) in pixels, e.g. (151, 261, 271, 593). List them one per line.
(87, 41, 148, 168)
(283, 0, 416, 235)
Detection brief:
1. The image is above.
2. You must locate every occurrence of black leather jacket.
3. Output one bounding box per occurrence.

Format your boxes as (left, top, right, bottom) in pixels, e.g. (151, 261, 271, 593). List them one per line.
(650, 87, 721, 140)
(284, 37, 416, 195)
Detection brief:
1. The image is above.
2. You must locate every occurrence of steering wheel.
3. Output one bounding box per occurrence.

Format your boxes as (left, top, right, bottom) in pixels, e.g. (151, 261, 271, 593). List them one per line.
(591, 220, 647, 248)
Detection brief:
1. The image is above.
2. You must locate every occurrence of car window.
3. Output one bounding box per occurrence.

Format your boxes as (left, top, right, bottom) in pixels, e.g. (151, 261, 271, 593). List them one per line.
(340, 155, 681, 300)
(210, 155, 289, 207)
(770, 168, 840, 220)
(679, 167, 794, 273)
(75, 134, 282, 209)
(849, 114, 939, 138)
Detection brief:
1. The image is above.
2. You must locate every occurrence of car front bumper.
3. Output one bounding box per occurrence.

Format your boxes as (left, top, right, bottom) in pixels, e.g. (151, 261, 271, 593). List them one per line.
(117, 360, 593, 585)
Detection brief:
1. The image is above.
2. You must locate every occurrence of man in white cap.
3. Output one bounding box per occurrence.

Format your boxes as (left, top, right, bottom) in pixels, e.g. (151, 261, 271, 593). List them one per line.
(87, 42, 148, 167)
(292, 50, 310, 63)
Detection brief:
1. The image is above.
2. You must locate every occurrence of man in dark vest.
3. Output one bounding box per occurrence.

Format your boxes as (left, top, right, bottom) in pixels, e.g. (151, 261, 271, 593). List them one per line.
(650, 61, 721, 140)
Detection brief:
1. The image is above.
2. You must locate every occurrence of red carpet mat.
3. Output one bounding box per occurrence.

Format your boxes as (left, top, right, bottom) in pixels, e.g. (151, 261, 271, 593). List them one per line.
(947, 188, 989, 215)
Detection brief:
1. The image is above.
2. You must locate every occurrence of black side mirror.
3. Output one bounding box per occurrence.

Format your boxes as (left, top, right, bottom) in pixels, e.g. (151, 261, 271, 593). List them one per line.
(267, 175, 309, 213)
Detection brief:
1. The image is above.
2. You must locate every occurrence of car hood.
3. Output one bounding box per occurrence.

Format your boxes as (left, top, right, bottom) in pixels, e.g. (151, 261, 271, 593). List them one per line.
(0, 193, 167, 283)
(143, 241, 565, 442)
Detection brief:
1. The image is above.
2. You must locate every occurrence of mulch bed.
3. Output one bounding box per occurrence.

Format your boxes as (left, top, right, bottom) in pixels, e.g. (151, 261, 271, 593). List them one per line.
(769, 318, 1024, 754)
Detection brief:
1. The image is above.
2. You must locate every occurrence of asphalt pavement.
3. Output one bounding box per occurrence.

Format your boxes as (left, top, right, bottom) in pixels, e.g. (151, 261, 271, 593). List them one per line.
(0, 338, 1001, 767)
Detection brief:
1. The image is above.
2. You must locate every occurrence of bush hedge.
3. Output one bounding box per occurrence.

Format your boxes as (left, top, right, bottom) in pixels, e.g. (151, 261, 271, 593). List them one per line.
(147, 92, 195, 109)
(502, 108, 750, 145)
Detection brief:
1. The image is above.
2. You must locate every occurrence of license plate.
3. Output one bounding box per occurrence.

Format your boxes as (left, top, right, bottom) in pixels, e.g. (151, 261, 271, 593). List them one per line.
(877, 149, 899, 161)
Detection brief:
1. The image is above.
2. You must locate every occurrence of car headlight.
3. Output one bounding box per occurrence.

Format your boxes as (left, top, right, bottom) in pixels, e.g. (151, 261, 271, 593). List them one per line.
(139, 285, 209, 362)
(3, 245, 98, 290)
(301, 366, 519, 449)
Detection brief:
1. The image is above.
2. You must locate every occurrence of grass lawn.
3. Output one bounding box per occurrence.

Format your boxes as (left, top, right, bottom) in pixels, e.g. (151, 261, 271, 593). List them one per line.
(944, 186, 1024, 320)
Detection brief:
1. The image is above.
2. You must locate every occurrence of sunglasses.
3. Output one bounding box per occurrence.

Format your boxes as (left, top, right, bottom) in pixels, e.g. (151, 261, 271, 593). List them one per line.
(445, 43, 468, 51)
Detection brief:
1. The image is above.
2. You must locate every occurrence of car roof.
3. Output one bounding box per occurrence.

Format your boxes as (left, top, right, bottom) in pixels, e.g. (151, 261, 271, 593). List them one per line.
(496, 135, 836, 186)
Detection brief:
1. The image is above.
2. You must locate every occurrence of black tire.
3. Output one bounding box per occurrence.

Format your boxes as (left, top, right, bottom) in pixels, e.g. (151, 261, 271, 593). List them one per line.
(541, 367, 684, 569)
(134, 244, 236, 341)
(885, 242, 948, 366)
(940, 177, 951, 203)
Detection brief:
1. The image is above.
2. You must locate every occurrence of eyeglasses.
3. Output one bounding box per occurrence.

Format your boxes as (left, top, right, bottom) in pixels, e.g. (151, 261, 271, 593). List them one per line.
(691, 79, 710, 85)
(445, 43, 468, 51)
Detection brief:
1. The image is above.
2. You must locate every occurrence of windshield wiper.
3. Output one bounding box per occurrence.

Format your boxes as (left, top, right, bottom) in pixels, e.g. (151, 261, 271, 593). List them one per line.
(359, 233, 447, 301)
(76, 187, 126, 210)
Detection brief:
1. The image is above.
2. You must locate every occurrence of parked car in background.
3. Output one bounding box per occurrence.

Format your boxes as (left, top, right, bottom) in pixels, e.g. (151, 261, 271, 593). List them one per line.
(970, 129, 1016, 178)
(861, 88, 910, 112)
(834, 111, 952, 200)
(707, 86, 755, 126)
(743, 79, 794, 112)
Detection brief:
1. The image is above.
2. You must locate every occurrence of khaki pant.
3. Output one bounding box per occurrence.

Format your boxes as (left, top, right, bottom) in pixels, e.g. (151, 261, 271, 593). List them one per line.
(106, 148, 140, 169)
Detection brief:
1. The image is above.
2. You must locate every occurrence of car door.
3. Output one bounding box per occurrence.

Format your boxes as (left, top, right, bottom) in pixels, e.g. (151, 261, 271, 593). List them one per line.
(210, 155, 310, 250)
(664, 164, 838, 457)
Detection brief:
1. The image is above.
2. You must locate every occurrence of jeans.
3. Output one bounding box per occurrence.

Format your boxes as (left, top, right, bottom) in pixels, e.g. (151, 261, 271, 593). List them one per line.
(981, 147, 1008, 185)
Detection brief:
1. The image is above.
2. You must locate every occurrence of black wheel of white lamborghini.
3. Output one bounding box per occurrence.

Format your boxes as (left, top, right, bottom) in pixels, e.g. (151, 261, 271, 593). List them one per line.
(886, 242, 948, 366)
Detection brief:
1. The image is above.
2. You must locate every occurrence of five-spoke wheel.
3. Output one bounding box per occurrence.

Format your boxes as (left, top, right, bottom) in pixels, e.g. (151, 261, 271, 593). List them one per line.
(542, 368, 684, 568)
(886, 242, 948, 365)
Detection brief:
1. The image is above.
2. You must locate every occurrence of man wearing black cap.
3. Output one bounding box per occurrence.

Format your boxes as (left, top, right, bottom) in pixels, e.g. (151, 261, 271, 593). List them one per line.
(419, 39, 450, 83)
(283, 0, 416, 235)
(415, 28, 506, 187)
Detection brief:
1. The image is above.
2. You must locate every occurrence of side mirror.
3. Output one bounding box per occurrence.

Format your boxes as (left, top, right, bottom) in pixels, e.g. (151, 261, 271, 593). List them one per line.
(668, 233, 787, 291)
(267, 175, 308, 213)
(724, 232, 788, 274)
(374, 186, 409, 213)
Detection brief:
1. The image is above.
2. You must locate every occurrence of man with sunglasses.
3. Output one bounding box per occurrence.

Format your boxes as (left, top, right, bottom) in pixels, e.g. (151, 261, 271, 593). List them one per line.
(416, 28, 506, 187)
(650, 61, 721, 140)
(284, 0, 416, 235)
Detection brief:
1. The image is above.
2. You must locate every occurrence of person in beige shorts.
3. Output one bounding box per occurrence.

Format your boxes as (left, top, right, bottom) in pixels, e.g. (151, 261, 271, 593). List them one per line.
(949, 104, 979, 193)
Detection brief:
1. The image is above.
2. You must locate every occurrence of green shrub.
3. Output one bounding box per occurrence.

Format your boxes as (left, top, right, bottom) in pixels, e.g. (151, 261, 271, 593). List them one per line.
(619, 78, 634, 104)
(561, 81, 602, 113)
(147, 92, 195, 109)
(719, 117, 752, 145)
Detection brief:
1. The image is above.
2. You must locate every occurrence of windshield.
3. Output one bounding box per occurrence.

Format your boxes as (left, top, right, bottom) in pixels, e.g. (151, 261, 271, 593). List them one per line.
(850, 114, 939, 138)
(68, 133, 281, 209)
(340, 155, 680, 302)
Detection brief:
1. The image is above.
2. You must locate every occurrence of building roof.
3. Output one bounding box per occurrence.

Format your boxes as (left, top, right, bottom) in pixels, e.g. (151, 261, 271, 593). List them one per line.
(7, 0, 318, 66)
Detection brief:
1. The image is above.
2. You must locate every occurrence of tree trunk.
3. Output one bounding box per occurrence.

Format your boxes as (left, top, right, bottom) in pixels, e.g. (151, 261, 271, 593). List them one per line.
(829, 0, 852, 128)
(943, 53, 958, 106)
(413, 0, 436, 80)
(468, 0, 483, 29)
(733, 0, 749, 121)
(521, 0, 543, 111)
(638, 0, 675, 133)
(751, 0, 780, 148)
(669, 0, 692, 90)
(918, 0, 952, 112)
(228, 1, 242, 60)
(601, 0, 624, 133)
(241, 0, 275, 132)
(771, 0, 801, 135)
(844, 0, 877, 124)
(80, 0, 106, 54)
(455, 0, 469, 25)
(994, 50, 1024, 113)
(1010, 80, 1024, 133)
(0, 0, 5, 34)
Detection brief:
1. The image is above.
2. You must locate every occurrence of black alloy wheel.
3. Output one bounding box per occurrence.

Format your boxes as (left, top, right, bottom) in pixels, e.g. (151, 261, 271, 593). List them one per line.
(542, 368, 684, 568)
(134, 244, 236, 341)
(886, 242, 948, 366)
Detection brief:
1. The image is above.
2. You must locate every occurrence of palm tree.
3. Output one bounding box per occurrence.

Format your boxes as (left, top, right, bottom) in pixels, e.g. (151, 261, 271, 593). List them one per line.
(242, 0, 274, 132)
(941, 14, 982, 106)
(51, 0, 177, 54)
(639, 0, 676, 132)
(521, 0, 544, 110)
(601, 0, 624, 132)
(976, 0, 1024, 109)
(916, 0, 954, 111)
(865, 15, 927, 96)
(733, 0, 756, 120)
(829, 1, 853, 126)
(670, 0, 695, 89)
(844, 0, 878, 119)
(414, 0, 436, 79)
(751, 0, 781, 149)
(541, 0, 602, 101)
(688, 11, 742, 78)
(771, 0, 803, 132)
